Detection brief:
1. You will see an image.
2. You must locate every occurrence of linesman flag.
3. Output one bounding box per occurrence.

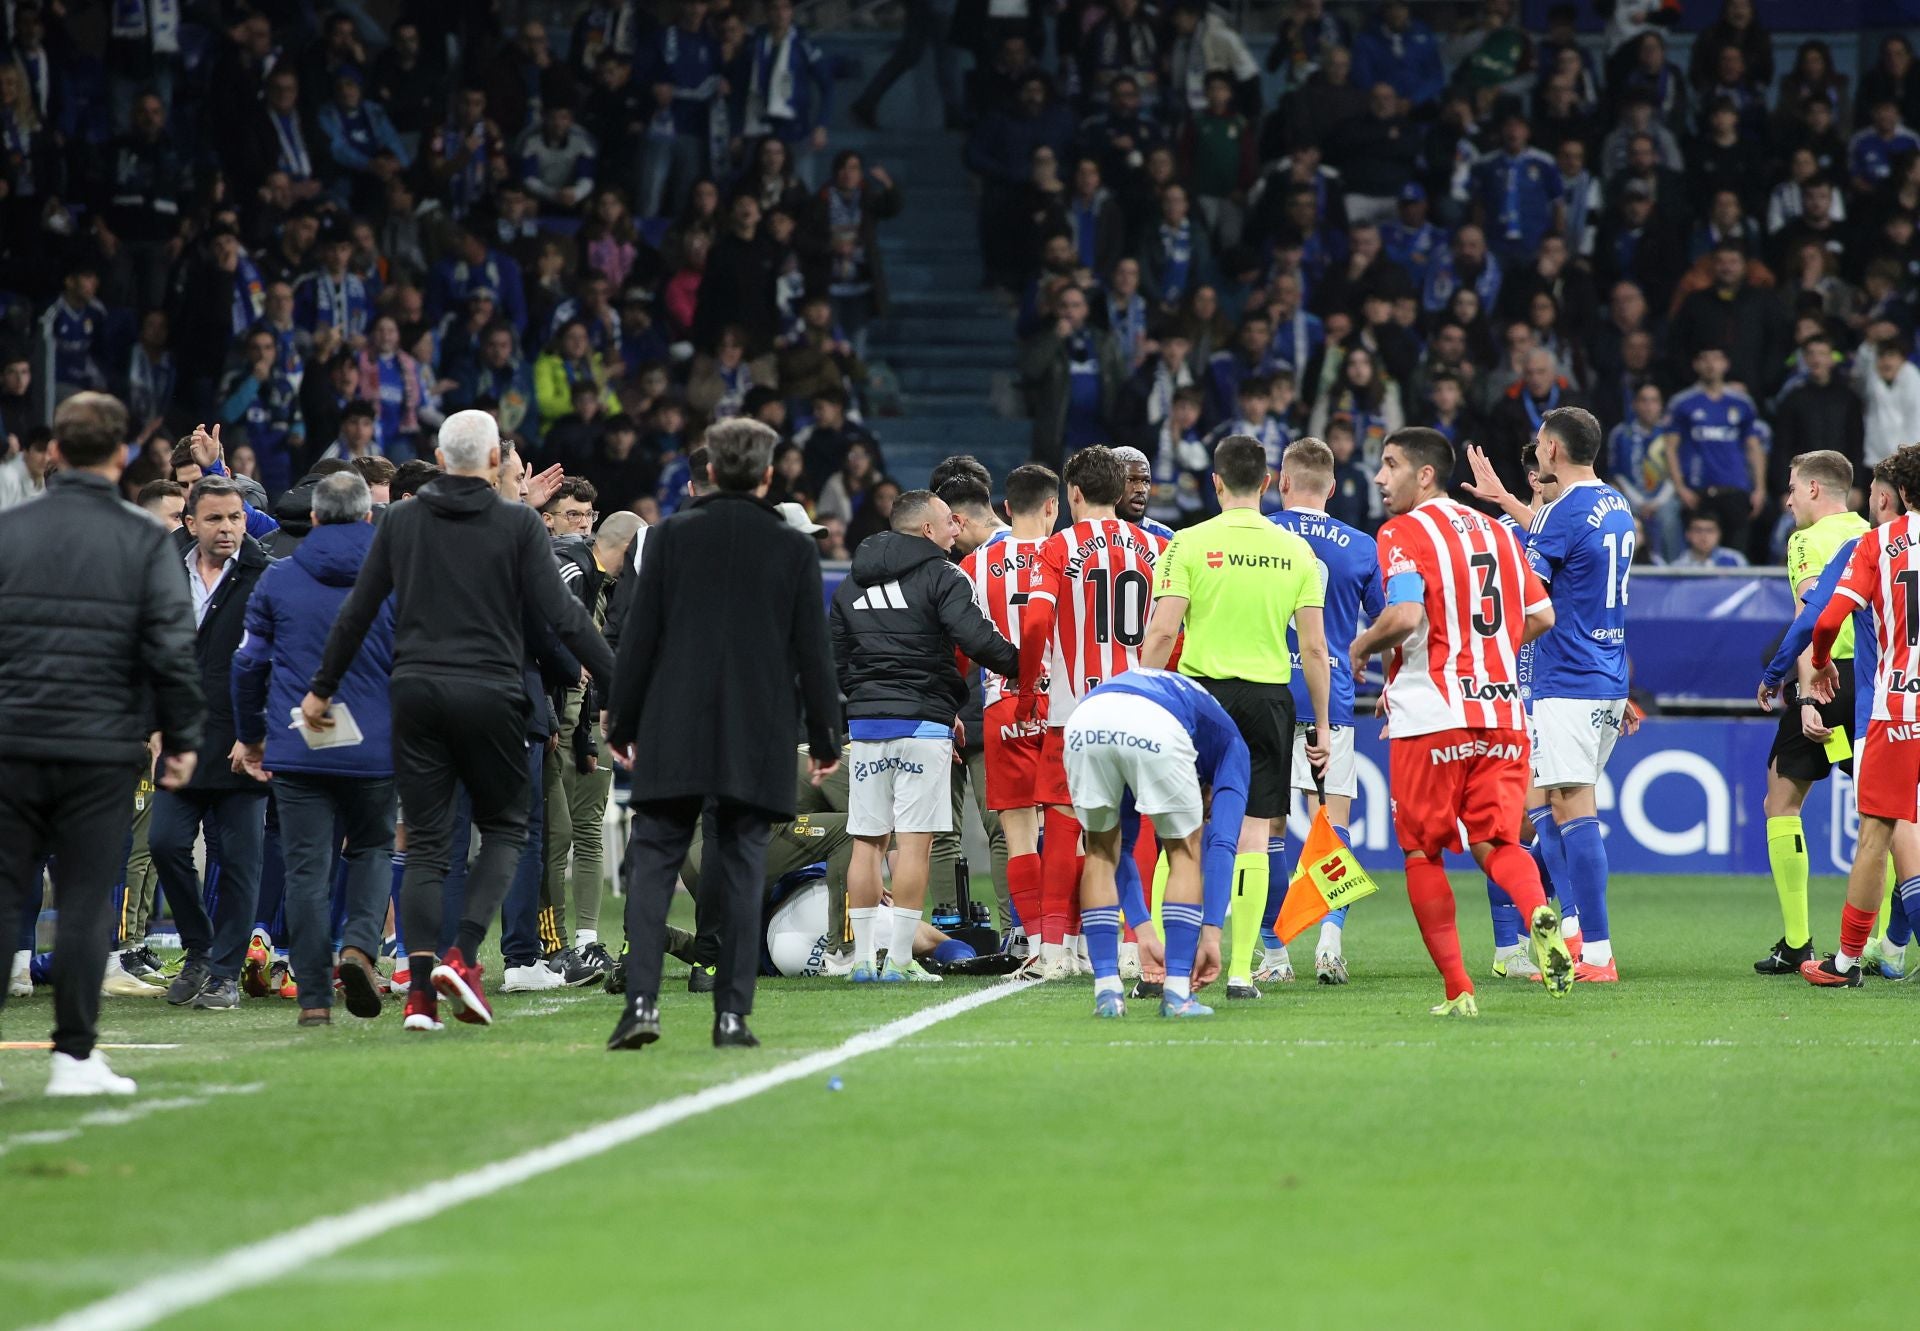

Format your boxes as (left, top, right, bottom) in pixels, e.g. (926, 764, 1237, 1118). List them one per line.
(1271, 805, 1379, 943)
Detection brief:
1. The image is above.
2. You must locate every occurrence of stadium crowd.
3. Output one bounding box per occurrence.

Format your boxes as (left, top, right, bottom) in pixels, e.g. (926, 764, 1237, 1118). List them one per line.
(5, 0, 1920, 1090)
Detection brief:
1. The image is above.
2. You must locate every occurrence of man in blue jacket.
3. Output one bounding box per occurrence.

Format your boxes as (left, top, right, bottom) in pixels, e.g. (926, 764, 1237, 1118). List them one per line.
(232, 471, 397, 1026)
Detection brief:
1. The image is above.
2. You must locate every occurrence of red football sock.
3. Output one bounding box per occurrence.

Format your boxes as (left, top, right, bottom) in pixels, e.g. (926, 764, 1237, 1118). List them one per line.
(1040, 808, 1082, 946)
(1841, 903, 1878, 959)
(1485, 842, 1547, 919)
(1007, 853, 1042, 940)
(1405, 859, 1473, 999)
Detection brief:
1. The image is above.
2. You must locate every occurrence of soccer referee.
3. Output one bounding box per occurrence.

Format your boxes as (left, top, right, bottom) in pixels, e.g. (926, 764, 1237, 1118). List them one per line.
(1142, 435, 1331, 998)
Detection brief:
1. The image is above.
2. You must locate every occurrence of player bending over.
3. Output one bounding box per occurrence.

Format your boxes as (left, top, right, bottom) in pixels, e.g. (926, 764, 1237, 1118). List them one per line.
(1350, 428, 1575, 1015)
(1063, 667, 1250, 1017)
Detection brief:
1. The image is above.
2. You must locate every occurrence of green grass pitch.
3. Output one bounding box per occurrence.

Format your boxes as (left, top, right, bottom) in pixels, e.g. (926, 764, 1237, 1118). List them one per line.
(2, 871, 1915, 1330)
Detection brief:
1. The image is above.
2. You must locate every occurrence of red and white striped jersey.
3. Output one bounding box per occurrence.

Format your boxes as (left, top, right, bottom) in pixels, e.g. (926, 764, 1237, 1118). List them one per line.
(959, 533, 1045, 707)
(1031, 517, 1166, 726)
(1835, 514, 1920, 722)
(1377, 497, 1549, 737)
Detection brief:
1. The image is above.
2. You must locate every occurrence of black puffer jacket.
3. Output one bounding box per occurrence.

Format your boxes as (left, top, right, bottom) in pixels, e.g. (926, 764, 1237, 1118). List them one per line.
(830, 532, 1018, 726)
(0, 471, 204, 766)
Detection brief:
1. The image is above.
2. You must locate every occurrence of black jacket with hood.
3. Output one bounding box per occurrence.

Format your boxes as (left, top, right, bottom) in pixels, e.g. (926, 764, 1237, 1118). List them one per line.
(312, 473, 614, 699)
(830, 532, 1019, 726)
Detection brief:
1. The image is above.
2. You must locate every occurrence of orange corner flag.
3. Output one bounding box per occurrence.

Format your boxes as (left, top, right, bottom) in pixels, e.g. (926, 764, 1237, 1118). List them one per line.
(1272, 806, 1381, 943)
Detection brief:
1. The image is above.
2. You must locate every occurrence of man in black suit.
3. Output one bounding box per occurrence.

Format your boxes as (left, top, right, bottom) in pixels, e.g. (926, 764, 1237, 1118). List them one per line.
(150, 476, 273, 1012)
(0, 392, 203, 1096)
(605, 419, 843, 1051)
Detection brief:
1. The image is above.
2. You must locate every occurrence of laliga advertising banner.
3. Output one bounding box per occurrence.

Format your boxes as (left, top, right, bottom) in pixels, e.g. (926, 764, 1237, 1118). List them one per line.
(1297, 718, 1857, 878)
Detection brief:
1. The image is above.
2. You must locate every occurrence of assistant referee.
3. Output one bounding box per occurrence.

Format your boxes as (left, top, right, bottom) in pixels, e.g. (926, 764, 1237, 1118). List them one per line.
(1141, 435, 1331, 999)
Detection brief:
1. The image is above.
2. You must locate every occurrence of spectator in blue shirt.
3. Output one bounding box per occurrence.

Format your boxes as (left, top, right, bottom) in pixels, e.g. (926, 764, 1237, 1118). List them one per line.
(219, 328, 306, 496)
(1849, 98, 1920, 196)
(1471, 114, 1564, 267)
(454, 323, 542, 453)
(1666, 344, 1766, 556)
(1672, 510, 1750, 568)
(38, 267, 110, 404)
(317, 71, 410, 213)
(425, 226, 529, 336)
(1382, 183, 1448, 281)
(292, 231, 373, 351)
(1351, 0, 1445, 111)
(742, 0, 834, 180)
(638, 0, 724, 218)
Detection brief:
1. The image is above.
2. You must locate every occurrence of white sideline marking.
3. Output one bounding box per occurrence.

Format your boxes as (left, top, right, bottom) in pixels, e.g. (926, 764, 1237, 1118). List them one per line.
(26, 982, 1027, 1331)
(0, 1085, 263, 1158)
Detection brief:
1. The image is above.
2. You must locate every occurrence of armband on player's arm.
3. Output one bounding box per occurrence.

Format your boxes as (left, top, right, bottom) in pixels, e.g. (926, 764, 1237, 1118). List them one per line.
(1385, 571, 1423, 606)
(1808, 592, 1856, 670)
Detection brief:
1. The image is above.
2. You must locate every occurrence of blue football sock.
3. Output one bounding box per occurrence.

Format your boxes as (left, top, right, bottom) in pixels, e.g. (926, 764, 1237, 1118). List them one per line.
(1115, 808, 1149, 928)
(1083, 905, 1123, 980)
(1888, 888, 1913, 948)
(1163, 902, 1203, 982)
(1894, 877, 1920, 948)
(1560, 816, 1609, 943)
(1487, 879, 1522, 948)
(1528, 805, 1571, 918)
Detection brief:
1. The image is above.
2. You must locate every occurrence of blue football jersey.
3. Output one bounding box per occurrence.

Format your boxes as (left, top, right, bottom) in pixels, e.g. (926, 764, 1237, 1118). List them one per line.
(1525, 479, 1634, 700)
(1269, 506, 1383, 726)
(1664, 385, 1757, 491)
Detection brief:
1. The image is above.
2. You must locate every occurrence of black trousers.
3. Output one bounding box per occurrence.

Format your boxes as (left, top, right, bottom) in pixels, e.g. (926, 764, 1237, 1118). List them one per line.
(390, 675, 531, 960)
(624, 796, 773, 1016)
(0, 759, 143, 1058)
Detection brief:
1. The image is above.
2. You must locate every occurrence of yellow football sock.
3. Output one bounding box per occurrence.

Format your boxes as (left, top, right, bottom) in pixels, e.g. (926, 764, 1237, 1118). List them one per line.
(1228, 851, 1269, 984)
(1874, 855, 1897, 944)
(1766, 815, 1809, 948)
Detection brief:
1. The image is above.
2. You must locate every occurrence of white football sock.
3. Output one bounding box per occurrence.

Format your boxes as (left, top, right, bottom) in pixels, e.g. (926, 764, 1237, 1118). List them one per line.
(1583, 938, 1613, 966)
(850, 907, 882, 968)
(1561, 913, 1581, 939)
(574, 929, 597, 948)
(1094, 975, 1122, 997)
(1318, 920, 1343, 954)
(889, 906, 921, 967)
(1164, 975, 1192, 1000)
(1835, 950, 1859, 973)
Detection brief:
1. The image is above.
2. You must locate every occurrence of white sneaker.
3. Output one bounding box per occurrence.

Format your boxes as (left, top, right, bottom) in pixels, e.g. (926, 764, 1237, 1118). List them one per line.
(46, 1051, 136, 1097)
(8, 949, 30, 998)
(1007, 931, 1032, 960)
(1118, 941, 1142, 980)
(1492, 944, 1540, 978)
(1251, 945, 1294, 984)
(103, 953, 164, 998)
(502, 963, 565, 993)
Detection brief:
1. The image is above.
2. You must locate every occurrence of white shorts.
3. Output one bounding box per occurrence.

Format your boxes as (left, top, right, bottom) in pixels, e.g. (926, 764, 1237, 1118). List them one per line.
(1062, 691, 1204, 838)
(1291, 722, 1357, 798)
(847, 737, 954, 836)
(1529, 697, 1627, 790)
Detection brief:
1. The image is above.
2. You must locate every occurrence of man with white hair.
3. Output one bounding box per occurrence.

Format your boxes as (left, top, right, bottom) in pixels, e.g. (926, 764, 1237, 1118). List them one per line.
(303, 410, 615, 1034)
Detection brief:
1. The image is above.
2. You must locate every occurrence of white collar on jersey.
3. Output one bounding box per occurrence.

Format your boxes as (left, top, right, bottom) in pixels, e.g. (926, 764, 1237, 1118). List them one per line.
(1284, 505, 1328, 516)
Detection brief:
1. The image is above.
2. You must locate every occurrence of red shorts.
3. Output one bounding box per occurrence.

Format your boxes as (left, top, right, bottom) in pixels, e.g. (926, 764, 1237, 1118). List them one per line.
(1390, 727, 1530, 858)
(983, 698, 1045, 810)
(1856, 719, 1920, 822)
(1035, 726, 1073, 809)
